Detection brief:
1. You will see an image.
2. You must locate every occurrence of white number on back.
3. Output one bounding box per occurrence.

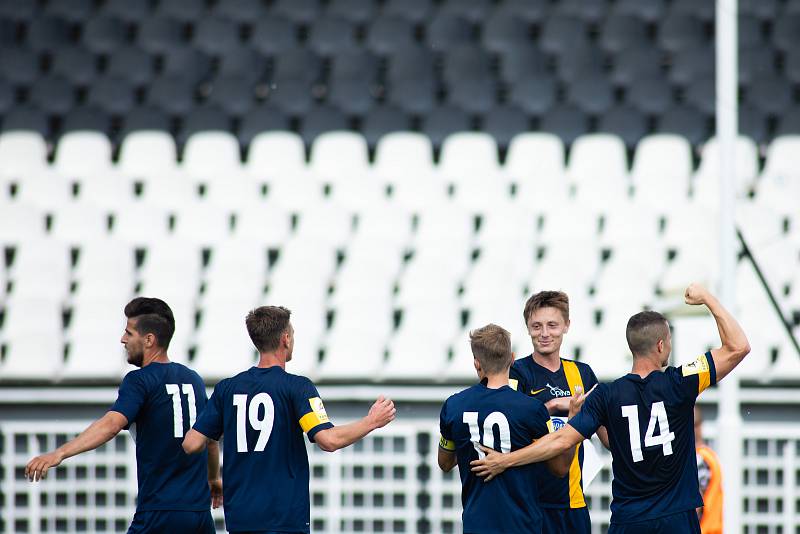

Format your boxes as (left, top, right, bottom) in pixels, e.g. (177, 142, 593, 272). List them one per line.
(233, 393, 275, 453)
(165, 383, 197, 438)
(621, 402, 675, 462)
(463, 411, 511, 459)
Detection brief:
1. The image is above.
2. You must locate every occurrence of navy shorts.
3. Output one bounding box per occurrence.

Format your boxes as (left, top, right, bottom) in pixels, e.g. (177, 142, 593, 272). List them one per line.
(541, 506, 591, 534)
(609, 510, 701, 534)
(128, 510, 215, 534)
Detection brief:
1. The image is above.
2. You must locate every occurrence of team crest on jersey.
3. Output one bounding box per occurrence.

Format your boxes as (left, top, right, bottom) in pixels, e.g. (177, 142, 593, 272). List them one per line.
(682, 354, 709, 376)
(550, 417, 567, 431)
(308, 397, 330, 423)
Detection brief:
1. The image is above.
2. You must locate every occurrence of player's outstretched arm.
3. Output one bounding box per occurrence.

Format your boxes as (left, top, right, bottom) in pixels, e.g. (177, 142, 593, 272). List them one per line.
(314, 395, 396, 452)
(471, 425, 584, 482)
(183, 428, 210, 454)
(685, 283, 751, 382)
(25, 411, 127, 481)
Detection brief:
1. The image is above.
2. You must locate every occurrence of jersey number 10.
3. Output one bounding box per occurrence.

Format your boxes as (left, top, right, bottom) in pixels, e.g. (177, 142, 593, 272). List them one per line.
(463, 411, 511, 459)
(621, 401, 675, 462)
(233, 393, 275, 453)
(165, 384, 197, 438)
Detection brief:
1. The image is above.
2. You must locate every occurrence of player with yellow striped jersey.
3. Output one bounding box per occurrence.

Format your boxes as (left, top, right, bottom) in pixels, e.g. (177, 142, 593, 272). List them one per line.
(183, 306, 396, 533)
(509, 290, 609, 533)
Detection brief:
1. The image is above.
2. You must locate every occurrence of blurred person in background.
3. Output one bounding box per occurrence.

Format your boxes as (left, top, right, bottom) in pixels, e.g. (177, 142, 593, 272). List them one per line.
(695, 406, 723, 534)
(26, 297, 220, 534)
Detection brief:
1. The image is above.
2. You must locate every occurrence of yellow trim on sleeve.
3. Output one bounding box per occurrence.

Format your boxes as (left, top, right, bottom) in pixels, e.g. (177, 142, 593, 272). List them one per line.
(439, 435, 456, 451)
(682, 354, 712, 394)
(299, 411, 325, 433)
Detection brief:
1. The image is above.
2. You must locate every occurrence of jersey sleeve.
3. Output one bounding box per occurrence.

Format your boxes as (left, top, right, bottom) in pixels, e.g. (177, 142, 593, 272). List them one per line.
(438, 400, 456, 452)
(192, 381, 225, 441)
(568, 384, 607, 439)
(293, 378, 334, 442)
(675, 351, 717, 400)
(582, 364, 599, 390)
(109, 371, 147, 429)
(508, 364, 528, 395)
(527, 400, 555, 439)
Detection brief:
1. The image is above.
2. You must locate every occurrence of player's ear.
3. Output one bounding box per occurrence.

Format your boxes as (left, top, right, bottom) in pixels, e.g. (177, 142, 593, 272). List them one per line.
(563, 318, 570, 333)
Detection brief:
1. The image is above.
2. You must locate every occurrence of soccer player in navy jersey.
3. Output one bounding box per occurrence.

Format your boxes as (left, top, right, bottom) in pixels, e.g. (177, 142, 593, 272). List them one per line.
(508, 290, 609, 533)
(182, 305, 396, 533)
(438, 323, 581, 533)
(25, 298, 221, 534)
(471, 283, 750, 533)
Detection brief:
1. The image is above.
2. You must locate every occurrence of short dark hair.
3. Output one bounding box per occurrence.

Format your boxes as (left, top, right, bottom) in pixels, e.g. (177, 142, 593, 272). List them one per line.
(246, 306, 292, 352)
(124, 297, 175, 349)
(523, 290, 570, 324)
(626, 311, 669, 357)
(470, 324, 513, 374)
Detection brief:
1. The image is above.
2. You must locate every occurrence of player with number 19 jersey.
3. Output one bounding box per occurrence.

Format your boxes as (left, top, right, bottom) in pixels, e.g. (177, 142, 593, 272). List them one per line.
(110, 362, 211, 514)
(569, 352, 717, 529)
(439, 381, 554, 533)
(192, 366, 334, 533)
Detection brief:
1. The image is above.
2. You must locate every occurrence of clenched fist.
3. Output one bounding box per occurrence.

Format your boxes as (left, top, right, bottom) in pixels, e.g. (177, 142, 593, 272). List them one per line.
(684, 283, 710, 306)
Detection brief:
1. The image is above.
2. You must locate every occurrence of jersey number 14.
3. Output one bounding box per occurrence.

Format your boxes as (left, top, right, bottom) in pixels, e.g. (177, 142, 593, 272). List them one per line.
(621, 401, 675, 462)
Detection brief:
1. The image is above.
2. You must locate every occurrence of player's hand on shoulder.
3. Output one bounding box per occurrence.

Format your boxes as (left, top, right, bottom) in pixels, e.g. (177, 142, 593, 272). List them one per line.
(25, 451, 64, 482)
(209, 477, 223, 509)
(368, 395, 396, 429)
(568, 384, 596, 419)
(684, 283, 710, 306)
(470, 445, 507, 482)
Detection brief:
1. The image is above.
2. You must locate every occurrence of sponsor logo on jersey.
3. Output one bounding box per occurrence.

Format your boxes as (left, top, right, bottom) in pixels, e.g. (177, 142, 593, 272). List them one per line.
(546, 383, 571, 398)
(551, 417, 567, 430)
(682, 354, 710, 376)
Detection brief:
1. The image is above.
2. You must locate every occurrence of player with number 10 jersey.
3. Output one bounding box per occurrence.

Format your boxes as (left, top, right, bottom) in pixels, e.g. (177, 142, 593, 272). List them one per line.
(185, 306, 396, 533)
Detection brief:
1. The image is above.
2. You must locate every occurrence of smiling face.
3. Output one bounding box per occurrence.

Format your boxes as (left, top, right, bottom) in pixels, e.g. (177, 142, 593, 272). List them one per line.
(527, 306, 570, 357)
(121, 318, 146, 367)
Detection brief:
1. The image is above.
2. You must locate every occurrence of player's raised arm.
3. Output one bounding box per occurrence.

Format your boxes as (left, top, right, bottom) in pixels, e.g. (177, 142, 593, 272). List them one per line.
(684, 283, 750, 382)
(26, 411, 128, 481)
(313, 395, 396, 452)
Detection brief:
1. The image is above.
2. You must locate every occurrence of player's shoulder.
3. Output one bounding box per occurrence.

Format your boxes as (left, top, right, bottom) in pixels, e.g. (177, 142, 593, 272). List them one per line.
(511, 354, 534, 373)
(560, 357, 597, 378)
(170, 361, 206, 383)
(283, 369, 315, 385)
(444, 383, 480, 408)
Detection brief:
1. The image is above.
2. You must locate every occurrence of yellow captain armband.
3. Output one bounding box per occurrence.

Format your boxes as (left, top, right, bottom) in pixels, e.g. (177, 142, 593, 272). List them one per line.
(682, 353, 712, 393)
(439, 435, 456, 451)
(299, 397, 330, 432)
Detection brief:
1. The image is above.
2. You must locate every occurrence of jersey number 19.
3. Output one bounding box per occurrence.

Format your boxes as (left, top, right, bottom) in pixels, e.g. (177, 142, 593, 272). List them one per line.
(233, 393, 275, 453)
(621, 401, 675, 462)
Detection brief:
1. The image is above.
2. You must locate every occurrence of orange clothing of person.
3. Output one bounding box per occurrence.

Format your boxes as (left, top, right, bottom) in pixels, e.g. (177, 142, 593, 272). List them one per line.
(697, 444, 723, 534)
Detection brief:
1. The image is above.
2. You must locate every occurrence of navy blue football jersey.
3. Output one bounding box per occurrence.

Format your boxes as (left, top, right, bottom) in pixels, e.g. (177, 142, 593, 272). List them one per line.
(569, 352, 717, 524)
(509, 356, 599, 509)
(439, 382, 554, 534)
(109, 362, 210, 512)
(192, 366, 334, 533)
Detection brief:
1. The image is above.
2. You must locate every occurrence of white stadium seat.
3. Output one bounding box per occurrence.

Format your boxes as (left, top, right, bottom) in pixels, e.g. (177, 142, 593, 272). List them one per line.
(310, 131, 370, 178)
(118, 131, 178, 178)
(0, 297, 63, 381)
(632, 134, 693, 204)
(693, 136, 759, 205)
(439, 132, 501, 180)
(374, 132, 434, 176)
(246, 131, 307, 176)
(182, 131, 242, 180)
(0, 131, 49, 176)
(54, 131, 113, 177)
(61, 296, 130, 381)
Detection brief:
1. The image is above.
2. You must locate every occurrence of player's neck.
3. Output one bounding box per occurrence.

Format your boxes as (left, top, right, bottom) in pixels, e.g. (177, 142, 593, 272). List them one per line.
(483, 373, 509, 389)
(532, 351, 561, 373)
(256, 351, 286, 369)
(630, 354, 662, 377)
(141, 348, 169, 367)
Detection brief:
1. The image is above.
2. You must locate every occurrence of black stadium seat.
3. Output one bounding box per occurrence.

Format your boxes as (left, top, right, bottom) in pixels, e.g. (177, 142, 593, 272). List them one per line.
(568, 75, 615, 115)
(44, 0, 93, 23)
(482, 10, 531, 55)
(383, 0, 433, 24)
(611, 48, 662, 85)
(775, 108, 800, 136)
(268, 79, 316, 115)
(446, 78, 496, 115)
(614, 0, 666, 22)
(106, 46, 155, 86)
(388, 79, 437, 115)
(29, 75, 75, 115)
(206, 76, 257, 117)
(82, 15, 127, 54)
(327, 79, 376, 115)
(326, 0, 377, 24)
(273, 0, 321, 25)
(557, 46, 606, 83)
(670, 0, 715, 23)
(251, 16, 297, 56)
(87, 76, 136, 116)
(739, 0, 780, 21)
(103, 0, 150, 23)
(421, 105, 472, 148)
(540, 105, 588, 145)
(300, 105, 350, 145)
(0, 17, 15, 45)
(51, 47, 98, 86)
(426, 12, 473, 49)
(216, 47, 268, 83)
(155, 0, 206, 23)
(599, 14, 649, 54)
(482, 105, 530, 150)
(784, 50, 800, 84)
(361, 106, 412, 147)
(147, 76, 197, 115)
(440, 0, 493, 24)
(658, 14, 707, 53)
(508, 76, 557, 115)
(162, 48, 212, 85)
(61, 106, 111, 134)
(747, 77, 793, 116)
(2, 106, 49, 135)
(772, 14, 800, 52)
(540, 15, 588, 55)
(136, 17, 185, 55)
(387, 46, 435, 84)
(738, 47, 775, 87)
(626, 76, 673, 115)
(502, 0, 551, 23)
(212, 0, 266, 24)
(0, 0, 36, 22)
(0, 79, 13, 114)
(271, 49, 323, 85)
(238, 104, 291, 146)
(498, 45, 548, 84)
(599, 105, 648, 148)
(684, 76, 716, 115)
(443, 45, 492, 84)
(307, 16, 357, 56)
(179, 105, 231, 143)
(657, 104, 709, 145)
(668, 47, 714, 86)
(556, 0, 609, 23)
(193, 18, 241, 55)
(330, 49, 380, 82)
(366, 15, 416, 56)
(122, 106, 171, 136)
(26, 16, 72, 52)
(739, 104, 768, 143)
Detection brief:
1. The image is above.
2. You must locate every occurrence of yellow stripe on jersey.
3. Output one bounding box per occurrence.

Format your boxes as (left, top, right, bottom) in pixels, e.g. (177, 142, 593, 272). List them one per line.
(508, 378, 519, 391)
(562, 359, 587, 508)
(439, 435, 456, 451)
(682, 353, 712, 394)
(546, 419, 555, 433)
(298, 397, 330, 433)
(568, 446, 586, 508)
